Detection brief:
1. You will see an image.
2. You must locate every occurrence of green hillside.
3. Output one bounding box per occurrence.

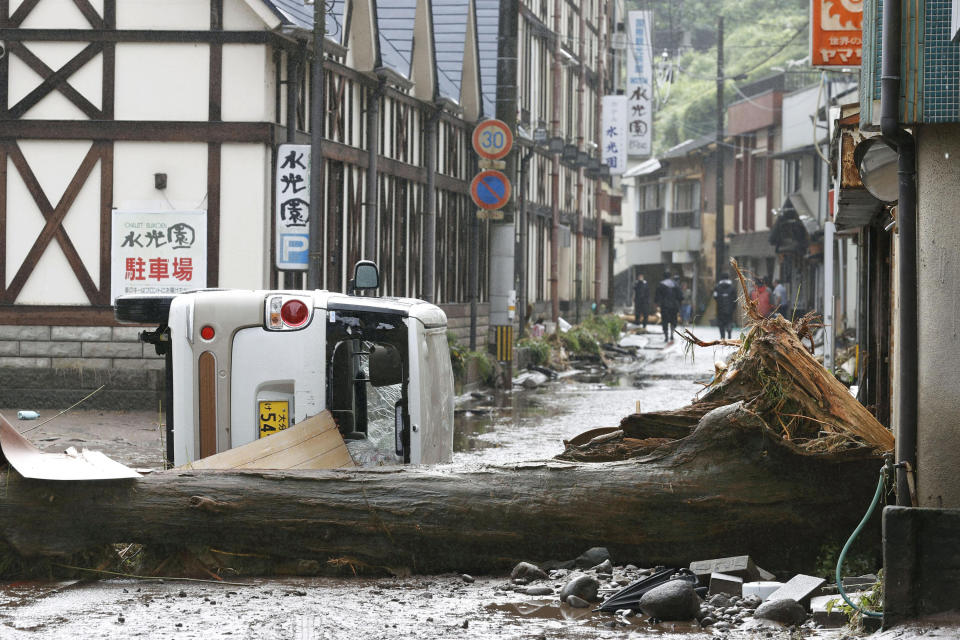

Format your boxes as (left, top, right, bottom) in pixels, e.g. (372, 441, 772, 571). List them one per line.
(630, 0, 810, 153)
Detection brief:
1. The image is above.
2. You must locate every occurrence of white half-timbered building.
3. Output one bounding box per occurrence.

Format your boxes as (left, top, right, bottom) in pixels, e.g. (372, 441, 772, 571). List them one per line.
(0, 0, 621, 407)
(0, 0, 486, 406)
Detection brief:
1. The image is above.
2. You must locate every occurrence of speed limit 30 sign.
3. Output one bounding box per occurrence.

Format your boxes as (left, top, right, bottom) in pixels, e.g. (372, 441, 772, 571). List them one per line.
(472, 119, 513, 161)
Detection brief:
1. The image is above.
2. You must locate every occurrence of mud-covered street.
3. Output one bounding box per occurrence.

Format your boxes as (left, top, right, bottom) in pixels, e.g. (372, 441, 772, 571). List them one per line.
(0, 327, 865, 639)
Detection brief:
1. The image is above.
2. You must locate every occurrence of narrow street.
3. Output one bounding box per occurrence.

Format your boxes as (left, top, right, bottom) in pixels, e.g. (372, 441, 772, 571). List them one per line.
(0, 326, 860, 639)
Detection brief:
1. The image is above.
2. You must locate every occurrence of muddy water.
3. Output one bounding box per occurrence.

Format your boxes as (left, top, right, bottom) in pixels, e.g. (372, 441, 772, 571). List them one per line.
(453, 327, 734, 466)
(1, 327, 859, 639)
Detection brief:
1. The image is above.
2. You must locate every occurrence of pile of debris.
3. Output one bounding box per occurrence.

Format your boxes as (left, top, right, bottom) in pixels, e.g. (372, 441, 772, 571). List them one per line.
(560, 261, 893, 463)
(501, 549, 879, 633)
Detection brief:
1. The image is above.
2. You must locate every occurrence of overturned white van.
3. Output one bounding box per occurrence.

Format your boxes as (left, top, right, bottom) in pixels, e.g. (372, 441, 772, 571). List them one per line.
(115, 262, 454, 468)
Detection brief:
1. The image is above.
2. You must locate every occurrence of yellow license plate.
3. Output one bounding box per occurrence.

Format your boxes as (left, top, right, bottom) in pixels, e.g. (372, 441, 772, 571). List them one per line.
(258, 400, 289, 438)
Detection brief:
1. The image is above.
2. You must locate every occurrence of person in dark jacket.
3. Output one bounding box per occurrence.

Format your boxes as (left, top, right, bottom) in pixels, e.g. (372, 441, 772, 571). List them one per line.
(654, 270, 684, 344)
(713, 272, 737, 339)
(632, 272, 650, 328)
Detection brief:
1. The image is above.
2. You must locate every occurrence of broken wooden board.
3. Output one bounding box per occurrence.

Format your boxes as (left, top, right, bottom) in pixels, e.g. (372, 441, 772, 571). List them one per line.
(182, 410, 354, 471)
(0, 412, 140, 481)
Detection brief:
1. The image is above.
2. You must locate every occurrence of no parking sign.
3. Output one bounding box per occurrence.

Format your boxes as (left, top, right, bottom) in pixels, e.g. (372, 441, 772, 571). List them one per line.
(470, 170, 511, 210)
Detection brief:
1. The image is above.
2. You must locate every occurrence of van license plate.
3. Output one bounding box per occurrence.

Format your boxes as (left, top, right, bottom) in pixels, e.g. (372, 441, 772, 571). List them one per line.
(258, 400, 289, 438)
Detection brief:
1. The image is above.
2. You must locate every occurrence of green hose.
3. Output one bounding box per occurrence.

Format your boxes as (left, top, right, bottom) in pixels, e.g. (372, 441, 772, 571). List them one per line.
(834, 469, 886, 619)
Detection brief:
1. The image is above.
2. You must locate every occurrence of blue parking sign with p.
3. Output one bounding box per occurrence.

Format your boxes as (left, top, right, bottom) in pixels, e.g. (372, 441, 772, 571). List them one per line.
(275, 143, 312, 271)
(278, 233, 309, 270)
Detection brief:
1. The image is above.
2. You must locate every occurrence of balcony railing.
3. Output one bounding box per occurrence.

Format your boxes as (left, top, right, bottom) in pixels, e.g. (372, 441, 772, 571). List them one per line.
(637, 209, 663, 236)
(669, 210, 700, 229)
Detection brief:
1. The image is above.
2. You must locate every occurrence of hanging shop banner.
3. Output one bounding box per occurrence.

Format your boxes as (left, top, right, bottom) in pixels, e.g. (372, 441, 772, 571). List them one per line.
(626, 10, 653, 157)
(111, 210, 207, 304)
(811, 0, 862, 67)
(601, 95, 628, 175)
(275, 143, 311, 271)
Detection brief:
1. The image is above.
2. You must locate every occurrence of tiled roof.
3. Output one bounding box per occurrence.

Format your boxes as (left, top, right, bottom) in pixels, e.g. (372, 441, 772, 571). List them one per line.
(660, 133, 716, 159)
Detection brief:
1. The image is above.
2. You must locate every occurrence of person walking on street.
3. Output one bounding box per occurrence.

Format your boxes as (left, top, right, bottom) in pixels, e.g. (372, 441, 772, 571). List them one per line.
(680, 281, 693, 325)
(749, 277, 774, 317)
(655, 270, 684, 344)
(713, 272, 736, 340)
(772, 279, 787, 317)
(632, 272, 650, 329)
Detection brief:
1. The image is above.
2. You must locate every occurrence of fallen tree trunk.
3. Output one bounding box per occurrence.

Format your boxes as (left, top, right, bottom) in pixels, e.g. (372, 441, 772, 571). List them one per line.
(0, 403, 883, 576)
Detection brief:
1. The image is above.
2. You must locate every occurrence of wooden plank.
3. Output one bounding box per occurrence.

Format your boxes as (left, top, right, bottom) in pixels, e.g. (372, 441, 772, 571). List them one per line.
(103, 0, 115, 28)
(0, 144, 5, 294)
(183, 411, 354, 471)
(7, 41, 103, 119)
(0, 0, 7, 112)
(101, 42, 115, 120)
(198, 351, 217, 459)
(0, 28, 269, 44)
(208, 0, 222, 121)
(2, 120, 274, 143)
(8, 0, 40, 27)
(98, 142, 113, 304)
(206, 143, 221, 287)
(0, 305, 117, 325)
(71, 0, 104, 29)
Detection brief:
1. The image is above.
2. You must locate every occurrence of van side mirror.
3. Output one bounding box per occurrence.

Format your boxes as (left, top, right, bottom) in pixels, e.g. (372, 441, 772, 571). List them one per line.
(352, 260, 379, 292)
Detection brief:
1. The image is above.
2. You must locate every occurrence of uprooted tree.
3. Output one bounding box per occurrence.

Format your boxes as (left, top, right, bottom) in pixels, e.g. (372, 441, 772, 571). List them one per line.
(0, 263, 893, 577)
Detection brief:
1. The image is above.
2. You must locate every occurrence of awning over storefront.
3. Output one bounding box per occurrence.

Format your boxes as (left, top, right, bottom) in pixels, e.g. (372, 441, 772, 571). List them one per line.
(623, 158, 661, 178)
(769, 193, 820, 253)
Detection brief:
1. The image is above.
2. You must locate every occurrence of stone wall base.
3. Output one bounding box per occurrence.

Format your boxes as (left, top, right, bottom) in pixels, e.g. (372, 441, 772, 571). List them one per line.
(0, 366, 163, 410)
(883, 506, 960, 626)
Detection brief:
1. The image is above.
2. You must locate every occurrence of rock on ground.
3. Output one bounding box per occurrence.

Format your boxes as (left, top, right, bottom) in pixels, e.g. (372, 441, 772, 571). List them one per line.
(754, 598, 807, 626)
(560, 574, 600, 603)
(638, 579, 701, 621)
(575, 547, 610, 569)
(510, 562, 548, 583)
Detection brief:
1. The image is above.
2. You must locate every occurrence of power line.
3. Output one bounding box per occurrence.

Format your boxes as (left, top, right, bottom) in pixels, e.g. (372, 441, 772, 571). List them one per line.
(728, 21, 809, 77)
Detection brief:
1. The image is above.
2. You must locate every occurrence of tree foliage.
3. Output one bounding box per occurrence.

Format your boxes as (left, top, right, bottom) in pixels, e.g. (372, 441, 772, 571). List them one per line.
(631, 0, 810, 152)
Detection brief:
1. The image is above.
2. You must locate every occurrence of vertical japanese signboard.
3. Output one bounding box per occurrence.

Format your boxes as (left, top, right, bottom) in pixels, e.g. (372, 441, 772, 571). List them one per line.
(111, 210, 207, 304)
(601, 95, 628, 175)
(811, 0, 862, 67)
(275, 144, 311, 270)
(627, 10, 653, 157)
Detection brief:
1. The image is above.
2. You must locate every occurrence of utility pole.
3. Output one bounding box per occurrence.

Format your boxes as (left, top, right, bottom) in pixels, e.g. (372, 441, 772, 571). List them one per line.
(714, 16, 725, 282)
(549, 0, 562, 325)
(308, 0, 326, 289)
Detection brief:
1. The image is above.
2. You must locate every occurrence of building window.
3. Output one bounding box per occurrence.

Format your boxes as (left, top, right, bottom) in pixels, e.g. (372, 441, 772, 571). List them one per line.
(753, 156, 767, 198)
(784, 158, 802, 193)
(636, 181, 663, 236)
(670, 180, 700, 228)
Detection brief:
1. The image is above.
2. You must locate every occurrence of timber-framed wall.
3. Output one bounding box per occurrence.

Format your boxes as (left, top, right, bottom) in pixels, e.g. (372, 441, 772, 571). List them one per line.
(0, 0, 488, 404)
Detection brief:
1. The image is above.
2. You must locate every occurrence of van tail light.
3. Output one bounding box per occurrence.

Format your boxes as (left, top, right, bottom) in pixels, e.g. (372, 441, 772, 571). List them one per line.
(281, 299, 309, 327)
(266, 295, 313, 330)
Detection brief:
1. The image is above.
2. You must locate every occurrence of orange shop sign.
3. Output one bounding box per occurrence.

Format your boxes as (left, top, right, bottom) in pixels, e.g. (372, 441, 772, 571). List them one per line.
(811, 0, 863, 67)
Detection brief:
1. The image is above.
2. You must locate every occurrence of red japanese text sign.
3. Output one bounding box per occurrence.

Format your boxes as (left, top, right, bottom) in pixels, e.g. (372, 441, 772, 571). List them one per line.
(811, 0, 863, 67)
(111, 210, 207, 304)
